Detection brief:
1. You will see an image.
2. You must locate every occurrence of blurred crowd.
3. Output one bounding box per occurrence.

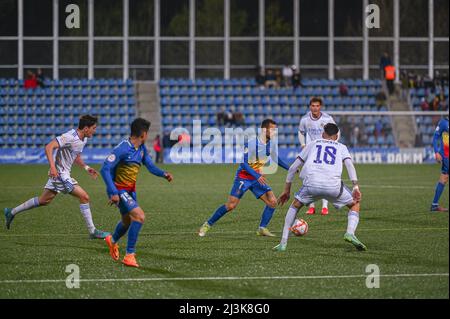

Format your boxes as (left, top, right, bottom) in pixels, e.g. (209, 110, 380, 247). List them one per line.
(23, 69, 46, 89)
(255, 65, 302, 90)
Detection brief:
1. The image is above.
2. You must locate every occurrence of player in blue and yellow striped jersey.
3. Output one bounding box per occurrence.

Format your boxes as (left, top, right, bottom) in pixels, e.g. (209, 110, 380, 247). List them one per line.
(431, 116, 449, 212)
(198, 119, 290, 237)
(100, 118, 173, 267)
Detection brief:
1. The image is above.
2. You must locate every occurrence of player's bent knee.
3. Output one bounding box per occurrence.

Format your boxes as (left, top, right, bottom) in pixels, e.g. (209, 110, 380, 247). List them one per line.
(226, 202, 237, 211)
(38, 198, 52, 206)
(79, 193, 89, 203)
(268, 199, 277, 209)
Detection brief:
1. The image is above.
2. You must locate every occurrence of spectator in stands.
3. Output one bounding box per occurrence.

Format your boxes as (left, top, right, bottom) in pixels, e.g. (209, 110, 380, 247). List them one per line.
(216, 106, 226, 126)
(420, 97, 430, 111)
(374, 120, 384, 138)
(384, 64, 396, 95)
(291, 67, 302, 90)
(426, 89, 436, 105)
(379, 52, 392, 77)
(223, 108, 234, 126)
(375, 90, 387, 110)
(275, 69, 282, 88)
(264, 69, 277, 88)
(255, 66, 266, 89)
(440, 97, 448, 111)
(408, 72, 416, 88)
(282, 65, 293, 87)
(441, 72, 449, 87)
(339, 82, 349, 96)
(431, 96, 441, 111)
(24, 70, 37, 89)
(162, 129, 173, 148)
(178, 131, 191, 146)
(153, 135, 162, 163)
(233, 111, 245, 126)
(36, 68, 45, 88)
(416, 74, 424, 88)
(400, 71, 409, 100)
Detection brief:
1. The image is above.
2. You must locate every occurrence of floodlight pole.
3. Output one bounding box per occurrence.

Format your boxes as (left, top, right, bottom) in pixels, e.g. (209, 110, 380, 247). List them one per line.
(53, 0, 59, 79)
(123, 0, 129, 80)
(363, 0, 369, 80)
(154, 0, 160, 81)
(18, 0, 23, 79)
(88, 0, 94, 79)
(224, 0, 230, 79)
(259, 0, 264, 69)
(328, 0, 334, 80)
(393, 0, 400, 83)
(294, 0, 299, 68)
(428, 0, 434, 79)
(189, 0, 195, 80)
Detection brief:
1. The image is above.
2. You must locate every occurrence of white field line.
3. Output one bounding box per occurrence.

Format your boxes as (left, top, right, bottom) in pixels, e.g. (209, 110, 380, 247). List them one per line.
(0, 227, 448, 237)
(0, 273, 448, 284)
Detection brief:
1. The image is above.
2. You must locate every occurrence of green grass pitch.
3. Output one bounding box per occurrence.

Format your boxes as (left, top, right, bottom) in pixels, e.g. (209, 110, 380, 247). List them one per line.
(0, 164, 448, 298)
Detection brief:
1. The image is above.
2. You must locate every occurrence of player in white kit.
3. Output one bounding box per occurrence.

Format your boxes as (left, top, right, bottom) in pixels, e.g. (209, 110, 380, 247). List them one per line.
(274, 123, 367, 251)
(4, 115, 110, 239)
(298, 97, 337, 215)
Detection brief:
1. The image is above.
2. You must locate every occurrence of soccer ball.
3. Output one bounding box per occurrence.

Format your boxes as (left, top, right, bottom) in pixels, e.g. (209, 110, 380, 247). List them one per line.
(290, 219, 309, 236)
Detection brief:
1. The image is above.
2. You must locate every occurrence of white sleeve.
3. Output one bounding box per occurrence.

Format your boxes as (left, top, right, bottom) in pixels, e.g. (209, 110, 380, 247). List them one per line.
(298, 131, 306, 146)
(341, 145, 352, 161)
(298, 118, 306, 135)
(299, 142, 313, 162)
(344, 158, 358, 182)
(56, 131, 73, 148)
(286, 157, 304, 183)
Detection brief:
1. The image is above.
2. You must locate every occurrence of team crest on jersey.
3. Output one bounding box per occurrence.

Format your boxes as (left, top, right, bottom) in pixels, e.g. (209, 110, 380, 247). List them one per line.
(107, 154, 116, 162)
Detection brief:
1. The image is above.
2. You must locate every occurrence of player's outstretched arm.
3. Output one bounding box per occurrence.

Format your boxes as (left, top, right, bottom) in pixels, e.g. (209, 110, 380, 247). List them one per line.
(344, 158, 361, 202)
(45, 139, 60, 178)
(74, 154, 98, 179)
(277, 156, 291, 171)
(143, 146, 173, 182)
(278, 157, 303, 206)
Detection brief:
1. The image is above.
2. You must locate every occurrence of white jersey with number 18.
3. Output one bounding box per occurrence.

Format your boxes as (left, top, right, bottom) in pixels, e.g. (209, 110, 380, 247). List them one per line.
(298, 139, 352, 190)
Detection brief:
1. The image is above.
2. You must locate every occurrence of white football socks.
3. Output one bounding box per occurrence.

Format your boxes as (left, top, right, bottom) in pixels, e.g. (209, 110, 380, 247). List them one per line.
(281, 206, 298, 245)
(322, 199, 328, 209)
(11, 197, 40, 216)
(346, 210, 360, 235)
(79, 203, 96, 234)
(309, 202, 315, 208)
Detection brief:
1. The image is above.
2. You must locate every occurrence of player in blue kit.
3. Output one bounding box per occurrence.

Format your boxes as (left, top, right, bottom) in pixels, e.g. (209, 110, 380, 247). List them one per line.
(430, 116, 449, 212)
(198, 119, 290, 237)
(100, 118, 173, 267)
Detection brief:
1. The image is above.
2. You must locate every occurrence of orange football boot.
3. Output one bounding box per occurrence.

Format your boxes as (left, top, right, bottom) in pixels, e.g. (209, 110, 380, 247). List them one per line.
(306, 207, 315, 215)
(321, 207, 329, 215)
(105, 235, 119, 261)
(122, 253, 139, 268)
